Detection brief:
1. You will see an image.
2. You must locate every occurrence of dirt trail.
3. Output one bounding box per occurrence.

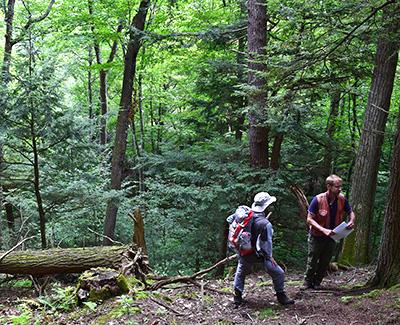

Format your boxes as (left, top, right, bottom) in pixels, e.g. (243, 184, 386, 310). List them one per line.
(1, 267, 399, 324)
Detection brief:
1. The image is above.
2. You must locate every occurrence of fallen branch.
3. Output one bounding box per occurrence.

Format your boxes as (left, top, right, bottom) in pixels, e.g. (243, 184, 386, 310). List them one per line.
(149, 297, 187, 316)
(0, 236, 36, 263)
(149, 254, 238, 290)
(87, 228, 124, 246)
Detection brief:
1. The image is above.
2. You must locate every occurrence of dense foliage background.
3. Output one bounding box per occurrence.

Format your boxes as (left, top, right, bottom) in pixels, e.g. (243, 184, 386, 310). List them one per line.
(1, 0, 399, 276)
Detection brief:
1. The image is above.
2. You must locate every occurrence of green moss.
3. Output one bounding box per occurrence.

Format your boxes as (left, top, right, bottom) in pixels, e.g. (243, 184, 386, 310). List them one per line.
(11, 279, 33, 288)
(395, 298, 400, 309)
(126, 276, 145, 289)
(88, 287, 112, 302)
(109, 305, 141, 318)
(256, 280, 272, 287)
(362, 289, 382, 299)
(116, 275, 129, 294)
(258, 308, 278, 320)
(134, 290, 150, 300)
(203, 294, 214, 305)
(78, 269, 129, 303)
(388, 284, 400, 291)
(9, 308, 32, 325)
(219, 287, 232, 293)
(340, 296, 354, 304)
(286, 280, 302, 286)
(94, 314, 111, 325)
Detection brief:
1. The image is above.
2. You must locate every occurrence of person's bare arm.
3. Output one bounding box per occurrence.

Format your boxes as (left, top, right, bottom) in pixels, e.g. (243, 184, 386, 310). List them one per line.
(306, 212, 334, 236)
(347, 211, 356, 229)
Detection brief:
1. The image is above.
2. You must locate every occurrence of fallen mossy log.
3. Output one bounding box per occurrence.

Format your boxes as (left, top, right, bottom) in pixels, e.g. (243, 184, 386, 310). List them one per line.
(0, 245, 149, 277)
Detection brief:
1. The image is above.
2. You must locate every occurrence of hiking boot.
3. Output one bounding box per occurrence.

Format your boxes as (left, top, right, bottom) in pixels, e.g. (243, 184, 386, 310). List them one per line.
(233, 289, 243, 307)
(276, 292, 295, 305)
(302, 280, 314, 290)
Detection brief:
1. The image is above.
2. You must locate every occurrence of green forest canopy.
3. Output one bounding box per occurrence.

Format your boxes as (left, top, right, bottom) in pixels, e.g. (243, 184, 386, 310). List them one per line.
(0, 0, 399, 277)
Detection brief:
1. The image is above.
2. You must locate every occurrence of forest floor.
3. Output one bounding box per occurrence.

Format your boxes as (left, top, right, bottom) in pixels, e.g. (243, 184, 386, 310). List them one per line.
(0, 265, 399, 325)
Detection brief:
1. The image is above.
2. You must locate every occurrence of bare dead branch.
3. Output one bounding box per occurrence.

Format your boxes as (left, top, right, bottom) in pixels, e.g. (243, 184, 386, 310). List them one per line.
(149, 254, 238, 290)
(0, 235, 36, 262)
(149, 297, 188, 316)
(87, 228, 124, 246)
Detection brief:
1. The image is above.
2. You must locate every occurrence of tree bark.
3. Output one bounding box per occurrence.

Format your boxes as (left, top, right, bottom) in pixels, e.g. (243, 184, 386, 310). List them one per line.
(138, 73, 145, 153)
(319, 91, 341, 185)
(87, 47, 94, 119)
(88, 0, 123, 145)
(341, 4, 400, 265)
(270, 133, 283, 170)
(31, 103, 47, 249)
(0, 0, 16, 237)
(247, 0, 268, 168)
(0, 246, 130, 275)
(2, 0, 16, 82)
(233, 3, 247, 141)
(2, 0, 55, 81)
(131, 208, 147, 255)
(103, 0, 150, 245)
(369, 111, 400, 288)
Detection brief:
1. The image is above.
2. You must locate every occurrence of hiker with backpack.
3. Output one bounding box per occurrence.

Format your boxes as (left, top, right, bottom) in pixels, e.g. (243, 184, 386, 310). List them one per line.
(228, 192, 294, 307)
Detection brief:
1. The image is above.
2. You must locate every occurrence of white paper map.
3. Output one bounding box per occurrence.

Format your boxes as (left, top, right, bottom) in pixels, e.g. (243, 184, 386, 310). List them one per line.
(331, 221, 354, 242)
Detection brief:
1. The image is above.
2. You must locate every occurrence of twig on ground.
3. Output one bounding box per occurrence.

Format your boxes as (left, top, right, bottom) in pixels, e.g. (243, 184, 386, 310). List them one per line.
(149, 297, 187, 316)
(188, 279, 231, 295)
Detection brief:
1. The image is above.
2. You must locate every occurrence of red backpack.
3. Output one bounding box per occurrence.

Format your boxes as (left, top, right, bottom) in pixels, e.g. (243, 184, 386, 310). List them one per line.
(227, 206, 255, 256)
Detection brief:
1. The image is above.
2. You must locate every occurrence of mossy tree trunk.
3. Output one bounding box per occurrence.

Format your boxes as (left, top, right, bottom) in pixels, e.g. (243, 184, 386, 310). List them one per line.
(103, 0, 150, 245)
(369, 112, 400, 288)
(0, 246, 129, 276)
(341, 3, 400, 265)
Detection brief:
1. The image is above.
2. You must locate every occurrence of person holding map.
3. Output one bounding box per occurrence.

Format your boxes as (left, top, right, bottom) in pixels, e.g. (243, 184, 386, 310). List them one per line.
(303, 174, 356, 290)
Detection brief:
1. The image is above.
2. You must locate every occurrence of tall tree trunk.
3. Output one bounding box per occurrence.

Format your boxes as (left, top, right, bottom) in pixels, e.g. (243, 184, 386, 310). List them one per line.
(0, 186, 4, 249)
(369, 110, 400, 288)
(103, 0, 150, 245)
(137, 74, 145, 191)
(5, 202, 15, 234)
(2, 0, 55, 80)
(233, 2, 246, 141)
(2, 0, 16, 82)
(31, 112, 47, 249)
(88, 0, 122, 145)
(0, 0, 16, 236)
(233, 34, 246, 141)
(270, 133, 283, 170)
(98, 68, 108, 145)
(247, 0, 268, 168)
(157, 103, 163, 152)
(88, 47, 94, 119)
(138, 73, 145, 153)
(319, 91, 341, 184)
(149, 98, 156, 152)
(341, 4, 400, 265)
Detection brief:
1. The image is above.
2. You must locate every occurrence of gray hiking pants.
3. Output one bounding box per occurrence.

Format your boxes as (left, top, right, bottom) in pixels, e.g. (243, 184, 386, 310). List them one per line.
(233, 253, 285, 294)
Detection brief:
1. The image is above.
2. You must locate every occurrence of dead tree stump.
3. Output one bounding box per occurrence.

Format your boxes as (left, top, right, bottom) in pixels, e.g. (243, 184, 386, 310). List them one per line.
(76, 268, 129, 304)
